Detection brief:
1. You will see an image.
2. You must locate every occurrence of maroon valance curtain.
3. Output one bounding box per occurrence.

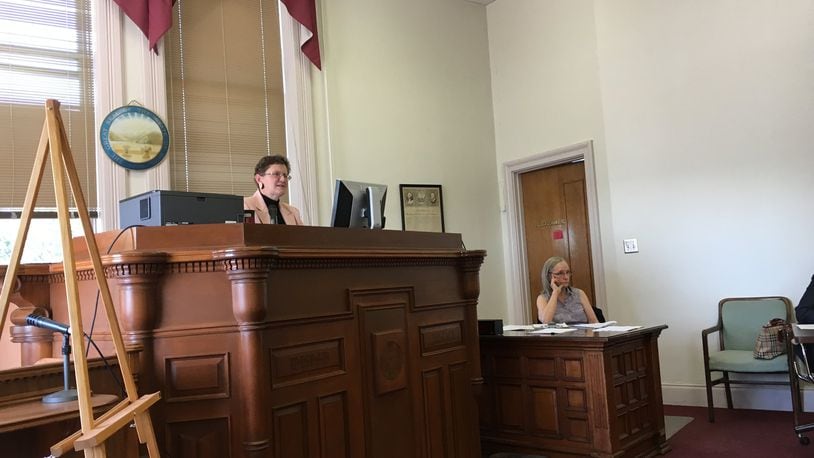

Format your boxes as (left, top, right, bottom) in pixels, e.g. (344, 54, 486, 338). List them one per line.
(281, 0, 322, 69)
(113, 0, 322, 69)
(113, 0, 175, 52)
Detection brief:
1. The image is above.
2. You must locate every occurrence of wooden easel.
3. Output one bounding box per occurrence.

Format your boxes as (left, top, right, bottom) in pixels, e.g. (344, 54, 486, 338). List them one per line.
(0, 100, 161, 457)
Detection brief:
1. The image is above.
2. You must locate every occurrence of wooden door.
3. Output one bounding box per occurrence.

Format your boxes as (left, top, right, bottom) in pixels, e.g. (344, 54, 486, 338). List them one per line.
(520, 161, 595, 321)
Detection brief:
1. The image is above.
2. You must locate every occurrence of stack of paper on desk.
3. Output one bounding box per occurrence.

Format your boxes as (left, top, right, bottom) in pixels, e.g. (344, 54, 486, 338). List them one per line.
(595, 325, 642, 332)
(502, 324, 536, 331)
(530, 327, 577, 334)
(572, 321, 617, 329)
(572, 321, 642, 332)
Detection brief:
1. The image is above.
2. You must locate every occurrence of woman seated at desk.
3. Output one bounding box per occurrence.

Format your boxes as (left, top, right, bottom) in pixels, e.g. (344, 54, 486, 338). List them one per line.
(536, 256, 599, 324)
(244, 155, 304, 225)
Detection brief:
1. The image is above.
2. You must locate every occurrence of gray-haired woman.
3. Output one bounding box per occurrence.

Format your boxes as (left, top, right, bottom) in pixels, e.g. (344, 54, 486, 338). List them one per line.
(536, 256, 598, 324)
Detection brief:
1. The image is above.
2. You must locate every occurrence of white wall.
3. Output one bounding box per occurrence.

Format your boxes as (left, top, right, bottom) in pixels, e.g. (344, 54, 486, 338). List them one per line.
(487, 0, 615, 319)
(12, 0, 812, 412)
(317, 0, 507, 316)
(0, 0, 507, 369)
(488, 0, 814, 407)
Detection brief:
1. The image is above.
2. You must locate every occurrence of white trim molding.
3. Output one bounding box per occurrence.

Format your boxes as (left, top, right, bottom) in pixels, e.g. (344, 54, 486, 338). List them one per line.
(93, 4, 169, 231)
(280, 8, 319, 225)
(503, 141, 606, 324)
(137, 40, 171, 195)
(93, 0, 126, 232)
(662, 382, 814, 412)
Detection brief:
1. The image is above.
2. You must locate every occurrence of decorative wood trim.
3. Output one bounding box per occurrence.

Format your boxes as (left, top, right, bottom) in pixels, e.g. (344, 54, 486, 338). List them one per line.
(0, 265, 52, 279)
(419, 321, 465, 356)
(165, 416, 232, 458)
(270, 338, 346, 388)
(166, 260, 222, 274)
(105, 262, 167, 279)
(165, 353, 231, 403)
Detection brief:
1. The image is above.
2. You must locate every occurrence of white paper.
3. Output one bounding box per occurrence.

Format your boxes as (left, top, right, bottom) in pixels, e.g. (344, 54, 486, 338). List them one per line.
(595, 325, 642, 332)
(572, 320, 617, 329)
(530, 327, 578, 334)
(502, 324, 535, 331)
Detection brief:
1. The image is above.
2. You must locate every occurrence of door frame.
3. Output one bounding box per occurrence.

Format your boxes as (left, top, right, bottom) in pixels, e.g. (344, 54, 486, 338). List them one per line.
(503, 140, 606, 324)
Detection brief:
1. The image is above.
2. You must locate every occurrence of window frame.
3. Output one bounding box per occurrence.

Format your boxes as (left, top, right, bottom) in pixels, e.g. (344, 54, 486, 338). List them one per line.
(94, 0, 318, 231)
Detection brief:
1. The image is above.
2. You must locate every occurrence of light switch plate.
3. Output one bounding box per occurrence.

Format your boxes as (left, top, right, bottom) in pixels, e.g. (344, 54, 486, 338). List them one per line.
(623, 238, 639, 254)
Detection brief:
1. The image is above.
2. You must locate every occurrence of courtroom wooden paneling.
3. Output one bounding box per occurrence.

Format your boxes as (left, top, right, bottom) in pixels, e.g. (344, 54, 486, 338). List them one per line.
(3, 224, 485, 457)
(479, 326, 669, 458)
(0, 358, 137, 457)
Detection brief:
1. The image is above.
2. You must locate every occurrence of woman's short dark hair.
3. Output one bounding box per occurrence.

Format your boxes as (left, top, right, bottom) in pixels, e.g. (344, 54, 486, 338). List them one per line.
(254, 155, 290, 176)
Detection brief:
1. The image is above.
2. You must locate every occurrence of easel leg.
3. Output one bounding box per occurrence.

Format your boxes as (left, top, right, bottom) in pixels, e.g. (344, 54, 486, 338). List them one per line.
(55, 103, 161, 456)
(46, 100, 96, 435)
(3, 100, 162, 457)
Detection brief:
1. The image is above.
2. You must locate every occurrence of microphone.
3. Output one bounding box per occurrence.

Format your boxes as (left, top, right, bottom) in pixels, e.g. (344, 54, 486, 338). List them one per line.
(26, 314, 71, 335)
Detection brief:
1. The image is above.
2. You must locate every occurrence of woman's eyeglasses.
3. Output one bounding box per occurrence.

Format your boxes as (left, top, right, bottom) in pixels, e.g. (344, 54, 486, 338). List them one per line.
(261, 172, 293, 181)
(551, 270, 572, 277)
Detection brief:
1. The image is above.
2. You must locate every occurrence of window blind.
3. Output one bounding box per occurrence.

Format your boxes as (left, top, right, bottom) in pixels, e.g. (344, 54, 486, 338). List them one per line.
(165, 0, 287, 198)
(0, 0, 97, 209)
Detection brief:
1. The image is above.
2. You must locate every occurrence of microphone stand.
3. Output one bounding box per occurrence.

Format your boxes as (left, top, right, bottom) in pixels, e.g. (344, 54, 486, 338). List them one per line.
(43, 331, 79, 404)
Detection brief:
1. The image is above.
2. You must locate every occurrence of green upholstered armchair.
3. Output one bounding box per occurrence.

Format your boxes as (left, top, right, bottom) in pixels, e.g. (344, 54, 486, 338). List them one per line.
(701, 296, 793, 422)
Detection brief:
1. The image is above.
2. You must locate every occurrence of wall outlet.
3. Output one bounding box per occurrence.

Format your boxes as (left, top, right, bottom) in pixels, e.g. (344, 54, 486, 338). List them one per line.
(623, 238, 639, 254)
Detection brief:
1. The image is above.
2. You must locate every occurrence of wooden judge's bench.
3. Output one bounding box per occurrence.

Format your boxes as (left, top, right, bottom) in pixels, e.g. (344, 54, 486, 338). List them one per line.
(1, 224, 486, 457)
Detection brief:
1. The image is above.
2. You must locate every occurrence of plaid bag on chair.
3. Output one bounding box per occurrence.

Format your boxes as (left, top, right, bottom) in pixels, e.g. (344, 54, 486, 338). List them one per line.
(753, 318, 789, 359)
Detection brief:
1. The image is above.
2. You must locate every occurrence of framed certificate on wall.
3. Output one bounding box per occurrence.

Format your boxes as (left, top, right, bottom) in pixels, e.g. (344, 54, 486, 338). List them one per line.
(399, 184, 445, 232)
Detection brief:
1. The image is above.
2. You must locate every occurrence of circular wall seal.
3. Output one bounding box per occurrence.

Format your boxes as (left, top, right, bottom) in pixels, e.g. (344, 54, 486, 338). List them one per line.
(100, 105, 169, 170)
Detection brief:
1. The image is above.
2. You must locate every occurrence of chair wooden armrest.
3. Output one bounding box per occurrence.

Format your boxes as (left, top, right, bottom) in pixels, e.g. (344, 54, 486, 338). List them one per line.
(701, 324, 721, 338)
(701, 324, 722, 356)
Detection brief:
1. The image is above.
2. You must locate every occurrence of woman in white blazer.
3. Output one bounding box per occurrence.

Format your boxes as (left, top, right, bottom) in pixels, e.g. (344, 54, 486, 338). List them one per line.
(244, 155, 304, 225)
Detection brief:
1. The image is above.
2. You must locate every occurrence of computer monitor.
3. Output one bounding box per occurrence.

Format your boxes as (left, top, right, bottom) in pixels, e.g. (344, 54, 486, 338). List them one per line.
(330, 179, 387, 229)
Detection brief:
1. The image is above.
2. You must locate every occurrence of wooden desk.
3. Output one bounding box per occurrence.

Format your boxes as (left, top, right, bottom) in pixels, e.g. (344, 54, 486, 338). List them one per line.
(0, 359, 135, 457)
(3, 224, 486, 457)
(0, 394, 118, 434)
(479, 325, 669, 458)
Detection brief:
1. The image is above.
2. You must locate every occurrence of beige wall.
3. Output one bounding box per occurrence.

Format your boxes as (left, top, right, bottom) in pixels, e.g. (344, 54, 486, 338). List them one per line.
(488, 0, 814, 407)
(8, 0, 812, 413)
(487, 0, 614, 319)
(0, 0, 506, 369)
(315, 0, 507, 316)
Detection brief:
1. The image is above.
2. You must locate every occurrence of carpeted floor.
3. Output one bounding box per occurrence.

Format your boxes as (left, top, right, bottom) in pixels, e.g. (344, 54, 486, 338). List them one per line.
(488, 406, 814, 458)
(665, 404, 814, 457)
(487, 415, 693, 458)
(665, 415, 694, 438)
